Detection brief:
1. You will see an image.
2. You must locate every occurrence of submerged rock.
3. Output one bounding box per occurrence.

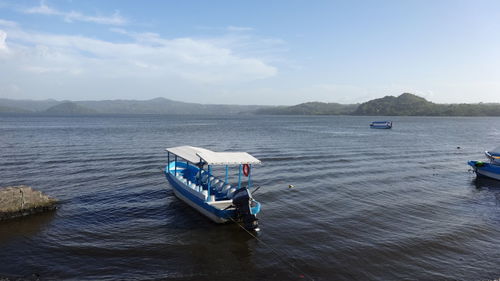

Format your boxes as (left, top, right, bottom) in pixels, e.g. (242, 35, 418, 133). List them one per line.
(0, 185, 58, 221)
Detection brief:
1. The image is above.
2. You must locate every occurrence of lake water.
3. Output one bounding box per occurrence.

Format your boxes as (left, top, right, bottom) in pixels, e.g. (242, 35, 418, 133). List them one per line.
(1, 115, 499, 281)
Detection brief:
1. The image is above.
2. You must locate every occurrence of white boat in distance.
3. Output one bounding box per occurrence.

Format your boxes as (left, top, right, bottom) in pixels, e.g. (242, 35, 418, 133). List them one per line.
(164, 146, 261, 231)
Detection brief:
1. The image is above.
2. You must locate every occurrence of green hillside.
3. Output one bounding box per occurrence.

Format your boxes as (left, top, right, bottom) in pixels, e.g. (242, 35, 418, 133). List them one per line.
(255, 102, 357, 115)
(0, 105, 32, 114)
(354, 93, 439, 115)
(354, 93, 500, 116)
(43, 102, 98, 115)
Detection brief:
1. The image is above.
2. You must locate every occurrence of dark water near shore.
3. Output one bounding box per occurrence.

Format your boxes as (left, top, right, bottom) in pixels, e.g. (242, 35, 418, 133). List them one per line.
(1, 115, 500, 281)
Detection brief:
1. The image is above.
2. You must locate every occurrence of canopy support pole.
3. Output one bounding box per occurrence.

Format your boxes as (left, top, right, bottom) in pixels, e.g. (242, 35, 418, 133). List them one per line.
(225, 165, 228, 184)
(248, 164, 252, 188)
(238, 164, 242, 189)
(207, 165, 212, 201)
(197, 157, 202, 185)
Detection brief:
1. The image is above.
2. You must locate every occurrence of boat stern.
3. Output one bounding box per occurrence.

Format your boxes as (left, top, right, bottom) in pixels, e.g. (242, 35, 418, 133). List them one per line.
(232, 188, 260, 231)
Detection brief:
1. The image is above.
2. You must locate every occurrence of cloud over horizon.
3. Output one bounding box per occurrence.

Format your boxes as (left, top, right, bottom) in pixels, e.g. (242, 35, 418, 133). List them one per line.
(23, 1, 127, 25)
(0, 16, 278, 101)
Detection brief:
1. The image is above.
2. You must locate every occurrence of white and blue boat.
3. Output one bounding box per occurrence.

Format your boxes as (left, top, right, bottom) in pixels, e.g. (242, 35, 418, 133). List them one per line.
(468, 146, 500, 181)
(370, 121, 392, 129)
(164, 146, 261, 231)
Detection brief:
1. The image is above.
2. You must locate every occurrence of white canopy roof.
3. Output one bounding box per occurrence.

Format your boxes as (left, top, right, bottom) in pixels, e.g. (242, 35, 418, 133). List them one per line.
(166, 146, 213, 164)
(166, 145, 261, 165)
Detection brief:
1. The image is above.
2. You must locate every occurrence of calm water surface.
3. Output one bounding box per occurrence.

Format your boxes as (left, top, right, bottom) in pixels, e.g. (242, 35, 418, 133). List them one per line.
(1, 115, 499, 280)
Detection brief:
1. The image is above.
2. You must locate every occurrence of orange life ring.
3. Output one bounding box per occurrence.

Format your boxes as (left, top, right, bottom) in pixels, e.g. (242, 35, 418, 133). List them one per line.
(243, 164, 250, 177)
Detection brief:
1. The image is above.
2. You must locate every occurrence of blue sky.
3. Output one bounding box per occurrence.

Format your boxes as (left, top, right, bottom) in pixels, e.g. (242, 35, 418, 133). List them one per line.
(1, 0, 499, 105)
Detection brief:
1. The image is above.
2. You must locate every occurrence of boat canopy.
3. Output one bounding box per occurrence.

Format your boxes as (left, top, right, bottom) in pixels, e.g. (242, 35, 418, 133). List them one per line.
(166, 145, 261, 166)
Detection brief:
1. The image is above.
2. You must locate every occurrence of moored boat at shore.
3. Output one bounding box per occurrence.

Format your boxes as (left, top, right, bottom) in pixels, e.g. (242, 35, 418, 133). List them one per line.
(164, 146, 261, 231)
(468, 146, 500, 181)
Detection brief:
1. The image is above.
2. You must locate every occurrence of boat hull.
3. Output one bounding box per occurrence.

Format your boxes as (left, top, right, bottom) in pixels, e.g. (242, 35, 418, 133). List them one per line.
(468, 161, 500, 181)
(166, 172, 231, 223)
(370, 126, 392, 129)
(370, 121, 392, 129)
(164, 166, 260, 224)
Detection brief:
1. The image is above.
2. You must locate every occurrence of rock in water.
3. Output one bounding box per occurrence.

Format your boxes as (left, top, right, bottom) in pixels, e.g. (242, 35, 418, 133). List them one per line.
(0, 185, 58, 221)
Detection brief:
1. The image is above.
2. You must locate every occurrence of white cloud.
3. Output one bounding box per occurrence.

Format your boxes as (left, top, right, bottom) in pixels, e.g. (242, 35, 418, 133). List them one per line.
(0, 19, 17, 27)
(24, 1, 127, 25)
(5, 28, 276, 80)
(195, 25, 255, 32)
(22, 65, 67, 74)
(0, 30, 7, 51)
(0, 24, 278, 101)
(24, 1, 56, 15)
(227, 26, 254, 32)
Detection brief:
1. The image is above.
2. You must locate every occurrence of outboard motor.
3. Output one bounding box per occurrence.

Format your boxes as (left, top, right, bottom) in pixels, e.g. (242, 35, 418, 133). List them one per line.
(232, 188, 259, 231)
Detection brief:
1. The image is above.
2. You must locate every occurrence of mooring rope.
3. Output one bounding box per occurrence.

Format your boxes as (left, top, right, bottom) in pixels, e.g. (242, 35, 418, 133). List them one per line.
(229, 217, 315, 281)
(162, 166, 314, 279)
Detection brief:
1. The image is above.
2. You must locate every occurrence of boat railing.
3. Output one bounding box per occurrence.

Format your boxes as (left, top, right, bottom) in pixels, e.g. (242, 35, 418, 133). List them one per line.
(169, 164, 238, 201)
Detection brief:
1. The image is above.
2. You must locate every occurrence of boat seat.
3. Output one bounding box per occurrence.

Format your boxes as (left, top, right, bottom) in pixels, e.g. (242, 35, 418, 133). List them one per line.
(222, 184, 231, 193)
(176, 175, 186, 183)
(173, 169, 185, 176)
(226, 187, 237, 198)
(215, 181, 225, 192)
(201, 174, 209, 184)
(211, 179, 220, 186)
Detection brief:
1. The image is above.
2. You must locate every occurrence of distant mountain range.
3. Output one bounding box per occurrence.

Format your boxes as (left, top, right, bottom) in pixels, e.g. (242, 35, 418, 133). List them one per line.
(259, 93, 500, 116)
(254, 101, 358, 115)
(1, 93, 500, 116)
(0, 97, 268, 115)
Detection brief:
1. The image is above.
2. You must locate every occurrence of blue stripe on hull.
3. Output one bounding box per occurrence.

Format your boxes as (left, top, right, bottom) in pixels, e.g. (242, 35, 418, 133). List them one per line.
(370, 126, 392, 129)
(468, 161, 500, 181)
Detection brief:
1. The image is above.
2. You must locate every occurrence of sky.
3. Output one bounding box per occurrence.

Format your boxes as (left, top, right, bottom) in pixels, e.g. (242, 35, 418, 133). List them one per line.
(1, 0, 500, 105)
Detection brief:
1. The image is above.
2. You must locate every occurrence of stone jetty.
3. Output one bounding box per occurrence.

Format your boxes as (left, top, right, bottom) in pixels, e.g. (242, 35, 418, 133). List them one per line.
(0, 185, 58, 221)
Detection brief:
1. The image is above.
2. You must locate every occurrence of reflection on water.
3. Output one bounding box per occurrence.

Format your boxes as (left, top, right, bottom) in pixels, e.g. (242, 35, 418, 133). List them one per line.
(473, 176, 500, 190)
(472, 176, 500, 207)
(0, 210, 56, 245)
(0, 211, 56, 281)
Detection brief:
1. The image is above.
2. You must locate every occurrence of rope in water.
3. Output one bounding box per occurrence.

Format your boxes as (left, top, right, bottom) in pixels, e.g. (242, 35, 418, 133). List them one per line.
(163, 167, 314, 279)
(229, 217, 315, 281)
